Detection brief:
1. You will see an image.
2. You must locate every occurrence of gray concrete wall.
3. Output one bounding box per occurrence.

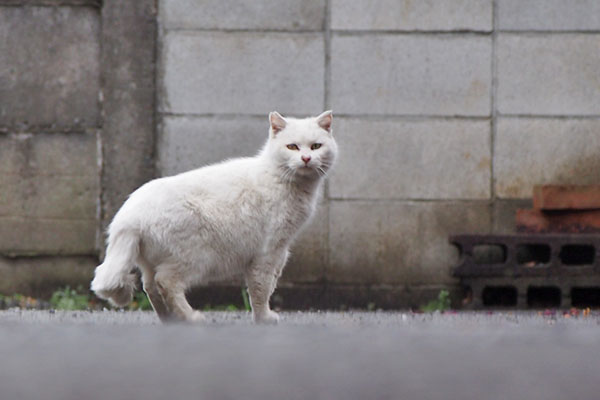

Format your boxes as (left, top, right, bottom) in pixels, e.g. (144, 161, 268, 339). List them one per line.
(157, 0, 600, 308)
(0, 1, 101, 292)
(0, 0, 156, 297)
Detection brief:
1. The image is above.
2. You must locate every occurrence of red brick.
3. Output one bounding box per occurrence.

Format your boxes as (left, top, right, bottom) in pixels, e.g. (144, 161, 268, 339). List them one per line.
(533, 185, 600, 210)
(516, 209, 600, 233)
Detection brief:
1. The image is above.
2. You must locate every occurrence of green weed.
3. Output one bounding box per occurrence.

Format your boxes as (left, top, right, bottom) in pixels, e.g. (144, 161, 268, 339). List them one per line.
(128, 291, 153, 311)
(203, 303, 239, 311)
(50, 286, 90, 310)
(241, 287, 251, 312)
(420, 289, 451, 313)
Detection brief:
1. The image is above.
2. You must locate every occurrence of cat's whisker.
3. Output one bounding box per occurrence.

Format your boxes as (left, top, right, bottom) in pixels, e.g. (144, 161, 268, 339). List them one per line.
(280, 167, 297, 184)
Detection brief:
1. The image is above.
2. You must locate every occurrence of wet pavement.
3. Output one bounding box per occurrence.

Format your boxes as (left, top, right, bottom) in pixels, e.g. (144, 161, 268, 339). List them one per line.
(1, 310, 599, 400)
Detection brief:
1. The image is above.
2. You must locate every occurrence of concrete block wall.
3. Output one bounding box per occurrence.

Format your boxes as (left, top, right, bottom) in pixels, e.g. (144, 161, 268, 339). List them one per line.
(158, 0, 600, 308)
(0, 0, 156, 298)
(2, 0, 598, 308)
(0, 2, 101, 293)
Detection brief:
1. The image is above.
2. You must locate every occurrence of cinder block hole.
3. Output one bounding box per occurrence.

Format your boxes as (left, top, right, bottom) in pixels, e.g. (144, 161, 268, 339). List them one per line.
(462, 286, 473, 306)
(449, 243, 462, 266)
(516, 244, 551, 265)
(571, 287, 600, 308)
(559, 245, 595, 265)
(482, 286, 517, 307)
(473, 244, 507, 264)
(527, 286, 561, 308)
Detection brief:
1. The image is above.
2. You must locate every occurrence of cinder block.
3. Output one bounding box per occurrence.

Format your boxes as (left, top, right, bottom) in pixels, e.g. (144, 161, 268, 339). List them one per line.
(0, 132, 98, 256)
(498, 0, 600, 31)
(0, 132, 98, 221)
(158, 116, 268, 176)
(0, 217, 97, 256)
(331, 34, 491, 115)
(160, 31, 324, 115)
(495, 118, 600, 198)
(533, 185, 600, 210)
(516, 209, 600, 233)
(0, 255, 97, 298)
(0, 175, 97, 220)
(328, 200, 491, 285)
(497, 34, 600, 115)
(160, 0, 325, 31)
(329, 118, 491, 200)
(0, 132, 99, 176)
(331, 0, 492, 32)
(0, 7, 100, 129)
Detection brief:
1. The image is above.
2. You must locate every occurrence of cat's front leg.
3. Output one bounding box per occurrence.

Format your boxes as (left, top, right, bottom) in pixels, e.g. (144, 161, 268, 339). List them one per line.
(246, 250, 288, 324)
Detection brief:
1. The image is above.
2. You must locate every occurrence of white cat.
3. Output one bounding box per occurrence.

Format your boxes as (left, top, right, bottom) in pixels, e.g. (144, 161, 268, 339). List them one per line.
(91, 111, 337, 323)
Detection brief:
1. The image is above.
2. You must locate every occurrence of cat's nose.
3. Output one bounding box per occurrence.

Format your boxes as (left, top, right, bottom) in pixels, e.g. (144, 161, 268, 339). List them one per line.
(301, 155, 311, 164)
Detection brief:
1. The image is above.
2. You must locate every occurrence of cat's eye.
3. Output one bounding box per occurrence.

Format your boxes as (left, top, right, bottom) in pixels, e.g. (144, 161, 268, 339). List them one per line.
(311, 143, 322, 150)
(286, 144, 299, 151)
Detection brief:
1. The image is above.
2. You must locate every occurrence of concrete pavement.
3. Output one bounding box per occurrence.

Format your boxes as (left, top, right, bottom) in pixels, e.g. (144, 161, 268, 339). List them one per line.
(1, 310, 599, 400)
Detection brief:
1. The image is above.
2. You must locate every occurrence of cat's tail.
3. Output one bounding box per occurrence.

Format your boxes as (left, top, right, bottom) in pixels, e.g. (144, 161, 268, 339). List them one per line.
(91, 228, 139, 307)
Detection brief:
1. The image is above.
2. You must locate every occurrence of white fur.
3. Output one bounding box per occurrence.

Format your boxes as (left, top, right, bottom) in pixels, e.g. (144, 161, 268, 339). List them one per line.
(91, 111, 337, 323)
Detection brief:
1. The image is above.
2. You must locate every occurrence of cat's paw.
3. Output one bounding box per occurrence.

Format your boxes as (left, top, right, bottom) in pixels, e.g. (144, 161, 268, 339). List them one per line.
(254, 310, 280, 325)
(187, 310, 205, 323)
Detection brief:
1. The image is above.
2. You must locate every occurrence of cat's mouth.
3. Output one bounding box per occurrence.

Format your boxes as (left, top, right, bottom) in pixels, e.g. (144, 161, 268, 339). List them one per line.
(295, 165, 320, 178)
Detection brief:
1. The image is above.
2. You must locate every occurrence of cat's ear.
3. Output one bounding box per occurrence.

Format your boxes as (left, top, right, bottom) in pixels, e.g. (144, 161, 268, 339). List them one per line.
(269, 111, 287, 135)
(316, 110, 333, 133)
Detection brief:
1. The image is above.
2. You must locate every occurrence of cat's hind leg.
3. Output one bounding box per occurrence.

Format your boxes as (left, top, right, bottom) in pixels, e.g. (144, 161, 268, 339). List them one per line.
(138, 265, 170, 322)
(246, 250, 288, 324)
(154, 264, 204, 323)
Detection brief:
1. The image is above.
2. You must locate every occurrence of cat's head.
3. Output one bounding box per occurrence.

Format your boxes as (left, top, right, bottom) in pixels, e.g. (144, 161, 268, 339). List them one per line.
(264, 111, 338, 181)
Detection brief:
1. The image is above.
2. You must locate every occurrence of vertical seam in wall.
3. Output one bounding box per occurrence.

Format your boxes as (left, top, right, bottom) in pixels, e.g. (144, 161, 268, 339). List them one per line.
(324, 0, 331, 287)
(151, 0, 160, 180)
(156, 1, 166, 177)
(97, 1, 106, 258)
(490, 0, 498, 233)
(95, 128, 103, 255)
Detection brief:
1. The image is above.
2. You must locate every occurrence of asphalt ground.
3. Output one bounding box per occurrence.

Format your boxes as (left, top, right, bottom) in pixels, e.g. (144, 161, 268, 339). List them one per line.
(1, 310, 600, 400)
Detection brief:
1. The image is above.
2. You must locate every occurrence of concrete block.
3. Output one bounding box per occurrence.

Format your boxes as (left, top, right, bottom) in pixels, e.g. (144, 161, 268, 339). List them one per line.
(158, 116, 268, 176)
(0, 132, 98, 176)
(497, 34, 600, 115)
(0, 0, 100, 5)
(331, 34, 491, 116)
(329, 118, 491, 200)
(0, 217, 97, 256)
(160, 31, 324, 115)
(328, 200, 491, 285)
(0, 7, 100, 129)
(0, 175, 97, 220)
(495, 118, 600, 198)
(160, 0, 325, 31)
(492, 199, 532, 234)
(0, 131, 98, 225)
(533, 185, 600, 210)
(331, 0, 492, 32)
(282, 201, 328, 284)
(0, 132, 98, 219)
(0, 256, 97, 298)
(0, 132, 98, 256)
(498, 0, 600, 31)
